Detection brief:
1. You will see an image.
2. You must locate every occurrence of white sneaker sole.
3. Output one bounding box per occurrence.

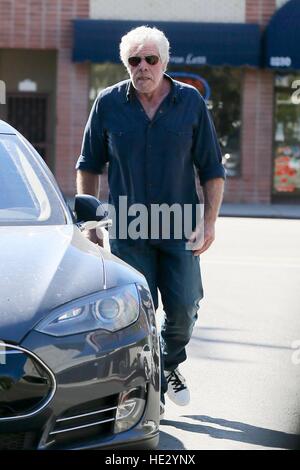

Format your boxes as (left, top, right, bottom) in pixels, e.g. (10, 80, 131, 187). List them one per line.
(167, 390, 190, 406)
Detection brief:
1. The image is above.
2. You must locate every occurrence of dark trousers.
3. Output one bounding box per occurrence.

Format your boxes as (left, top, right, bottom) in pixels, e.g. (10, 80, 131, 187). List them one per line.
(110, 240, 203, 401)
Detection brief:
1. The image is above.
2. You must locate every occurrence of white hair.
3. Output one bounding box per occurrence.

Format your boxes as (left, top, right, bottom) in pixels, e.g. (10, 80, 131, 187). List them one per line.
(119, 25, 170, 72)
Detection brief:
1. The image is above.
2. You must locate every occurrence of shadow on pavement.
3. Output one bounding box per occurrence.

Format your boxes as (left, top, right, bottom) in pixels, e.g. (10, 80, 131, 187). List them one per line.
(192, 355, 253, 363)
(197, 327, 242, 332)
(191, 335, 292, 351)
(161, 415, 300, 450)
(158, 429, 186, 450)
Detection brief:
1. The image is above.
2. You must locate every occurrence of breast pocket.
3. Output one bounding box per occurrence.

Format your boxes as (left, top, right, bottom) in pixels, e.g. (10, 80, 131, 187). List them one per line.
(162, 125, 194, 155)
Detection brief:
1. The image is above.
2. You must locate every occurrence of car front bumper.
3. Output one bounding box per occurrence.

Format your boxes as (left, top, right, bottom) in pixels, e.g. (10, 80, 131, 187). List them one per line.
(0, 286, 160, 450)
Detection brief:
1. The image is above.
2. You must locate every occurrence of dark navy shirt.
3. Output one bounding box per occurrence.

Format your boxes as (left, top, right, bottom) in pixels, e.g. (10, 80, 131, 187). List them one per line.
(76, 74, 225, 243)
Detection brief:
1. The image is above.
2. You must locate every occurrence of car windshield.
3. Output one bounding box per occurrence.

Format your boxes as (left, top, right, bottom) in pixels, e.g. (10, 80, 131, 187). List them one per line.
(0, 133, 67, 225)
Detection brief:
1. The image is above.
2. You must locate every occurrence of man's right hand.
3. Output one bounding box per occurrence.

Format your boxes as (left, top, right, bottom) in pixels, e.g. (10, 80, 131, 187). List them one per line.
(83, 228, 104, 247)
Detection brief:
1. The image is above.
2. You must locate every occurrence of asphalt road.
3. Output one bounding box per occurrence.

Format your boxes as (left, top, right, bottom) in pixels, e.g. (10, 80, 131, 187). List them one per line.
(157, 217, 300, 450)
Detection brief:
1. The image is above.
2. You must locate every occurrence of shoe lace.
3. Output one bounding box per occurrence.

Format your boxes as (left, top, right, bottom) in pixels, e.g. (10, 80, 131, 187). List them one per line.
(167, 370, 187, 393)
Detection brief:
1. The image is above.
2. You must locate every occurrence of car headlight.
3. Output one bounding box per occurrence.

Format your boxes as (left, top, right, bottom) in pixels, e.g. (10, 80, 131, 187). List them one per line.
(35, 284, 140, 337)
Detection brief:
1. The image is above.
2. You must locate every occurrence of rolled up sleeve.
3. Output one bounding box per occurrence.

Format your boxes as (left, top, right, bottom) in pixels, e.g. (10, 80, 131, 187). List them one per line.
(75, 95, 108, 174)
(192, 96, 226, 186)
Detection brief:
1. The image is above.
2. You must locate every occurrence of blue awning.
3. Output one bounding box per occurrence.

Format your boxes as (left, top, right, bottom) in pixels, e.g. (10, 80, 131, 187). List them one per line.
(73, 19, 261, 67)
(264, 0, 300, 70)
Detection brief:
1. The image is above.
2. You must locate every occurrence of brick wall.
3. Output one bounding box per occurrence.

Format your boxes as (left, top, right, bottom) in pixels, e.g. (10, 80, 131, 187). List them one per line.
(246, 0, 276, 24)
(0, 0, 89, 53)
(224, 0, 276, 203)
(55, 48, 89, 194)
(0, 0, 90, 196)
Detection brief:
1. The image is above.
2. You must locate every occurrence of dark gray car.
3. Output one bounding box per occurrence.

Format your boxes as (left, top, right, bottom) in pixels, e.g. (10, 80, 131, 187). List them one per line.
(0, 120, 160, 450)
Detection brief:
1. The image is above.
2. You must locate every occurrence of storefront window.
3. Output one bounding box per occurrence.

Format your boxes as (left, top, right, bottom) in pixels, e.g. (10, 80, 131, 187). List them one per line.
(168, 65, 242, 177)
(90, 64, 242, 177)
(273, 74, 300, 197)
(90, 63, 127, 108)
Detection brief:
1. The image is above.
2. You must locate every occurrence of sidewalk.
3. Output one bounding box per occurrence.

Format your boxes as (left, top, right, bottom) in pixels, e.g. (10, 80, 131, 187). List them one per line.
(220, 203, 300, 219)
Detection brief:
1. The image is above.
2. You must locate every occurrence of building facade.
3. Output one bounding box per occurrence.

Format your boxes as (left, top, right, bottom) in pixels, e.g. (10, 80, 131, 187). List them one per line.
(0, 0, 299, 204)
(0, 0, 90, 195)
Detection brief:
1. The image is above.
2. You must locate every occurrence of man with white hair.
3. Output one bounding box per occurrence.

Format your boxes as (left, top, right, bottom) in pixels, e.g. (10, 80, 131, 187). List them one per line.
(76, 26, 225, 418)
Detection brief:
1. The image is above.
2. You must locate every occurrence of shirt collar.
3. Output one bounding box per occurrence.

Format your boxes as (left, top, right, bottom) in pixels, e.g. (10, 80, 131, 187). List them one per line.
(124, 73, 180, 104)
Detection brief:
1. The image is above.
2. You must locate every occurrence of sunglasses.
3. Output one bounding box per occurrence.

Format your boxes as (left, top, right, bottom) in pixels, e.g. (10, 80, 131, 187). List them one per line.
(128, 55, 160, 67)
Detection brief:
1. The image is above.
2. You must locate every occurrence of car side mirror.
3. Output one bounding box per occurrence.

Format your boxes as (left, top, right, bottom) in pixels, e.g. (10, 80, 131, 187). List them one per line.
(74, 194, 108, 224)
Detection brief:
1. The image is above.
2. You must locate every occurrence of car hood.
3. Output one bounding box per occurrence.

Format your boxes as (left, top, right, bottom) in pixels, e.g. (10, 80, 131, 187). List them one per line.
(0, 225, 106, 343)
